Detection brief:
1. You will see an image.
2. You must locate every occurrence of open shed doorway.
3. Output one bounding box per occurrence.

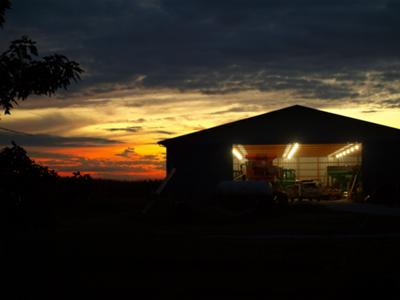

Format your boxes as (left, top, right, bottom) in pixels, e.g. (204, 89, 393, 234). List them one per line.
(232, 143, 363, 201)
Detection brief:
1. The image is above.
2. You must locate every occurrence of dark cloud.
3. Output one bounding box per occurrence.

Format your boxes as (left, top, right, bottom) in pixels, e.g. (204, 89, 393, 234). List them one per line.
(31, 150, 165, 177)
(28, 147, 165, 179)
(0, 111, 96, 134)
(380, 98, 400, 108)
(152, 130, 176, 135)
(115, 146, 136, 158)
(44, 156, 163, 173)
(377, 70, 400, 82)
(130, 118, 146, 123)
(29, 151, 76, 160)
(114, 148, 164, 173)
(2, 0, 400, 104)
(141, 154, 159, 160)
(211, 105, 263, 115)
(106, 126, 142, 132)
(0, 127, 120, 147)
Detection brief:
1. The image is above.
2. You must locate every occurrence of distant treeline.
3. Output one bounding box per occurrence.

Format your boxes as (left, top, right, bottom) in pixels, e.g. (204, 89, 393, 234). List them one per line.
(0, 142, 161, 229)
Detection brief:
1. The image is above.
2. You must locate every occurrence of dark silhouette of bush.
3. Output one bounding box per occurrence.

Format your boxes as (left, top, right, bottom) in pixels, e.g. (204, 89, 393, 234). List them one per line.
(0, 142, 163, 228)
(0, 142, 97, 226)
(0, 142, 59, 228)
(55, 171, 94, 216)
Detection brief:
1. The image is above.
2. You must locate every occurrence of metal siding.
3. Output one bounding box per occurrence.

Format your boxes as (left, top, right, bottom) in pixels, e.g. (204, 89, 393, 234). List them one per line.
(161, 106, 400, 147)
(161, 106, 400, 205)
(363, 142, 400, 198)
(165, 143, 232, 198)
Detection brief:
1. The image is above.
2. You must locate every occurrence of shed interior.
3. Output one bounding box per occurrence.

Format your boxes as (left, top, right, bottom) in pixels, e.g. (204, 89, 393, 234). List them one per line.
(232, 143, 362, 200)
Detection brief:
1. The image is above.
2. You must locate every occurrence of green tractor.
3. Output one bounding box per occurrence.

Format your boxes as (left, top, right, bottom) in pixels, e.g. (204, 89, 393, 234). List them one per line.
(279, 168, 296, 189)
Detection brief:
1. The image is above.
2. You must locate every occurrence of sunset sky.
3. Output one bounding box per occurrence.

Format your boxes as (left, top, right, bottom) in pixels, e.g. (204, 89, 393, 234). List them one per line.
(1, 0, 400, 180)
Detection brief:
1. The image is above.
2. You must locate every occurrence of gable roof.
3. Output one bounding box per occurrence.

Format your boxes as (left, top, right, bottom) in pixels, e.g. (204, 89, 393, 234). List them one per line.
(159, 105, 400, 146)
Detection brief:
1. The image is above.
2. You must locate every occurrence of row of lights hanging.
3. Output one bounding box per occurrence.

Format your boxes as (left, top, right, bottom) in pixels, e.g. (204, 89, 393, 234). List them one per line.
(233, 143, 301, 161)
(334, 143, 361, 159)
(233, 142, 360, 161)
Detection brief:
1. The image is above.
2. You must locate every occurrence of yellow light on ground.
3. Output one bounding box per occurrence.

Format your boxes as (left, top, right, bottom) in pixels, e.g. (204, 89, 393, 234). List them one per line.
(232, 148, 244, 160)
(287, 143, 299, 159)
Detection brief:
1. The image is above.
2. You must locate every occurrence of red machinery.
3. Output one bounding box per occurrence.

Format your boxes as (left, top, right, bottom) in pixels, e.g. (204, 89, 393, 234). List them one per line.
(245, 155, 280, 183)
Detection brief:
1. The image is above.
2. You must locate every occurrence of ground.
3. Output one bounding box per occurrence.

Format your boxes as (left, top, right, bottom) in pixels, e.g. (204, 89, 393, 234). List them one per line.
(8, 198, 400, 299)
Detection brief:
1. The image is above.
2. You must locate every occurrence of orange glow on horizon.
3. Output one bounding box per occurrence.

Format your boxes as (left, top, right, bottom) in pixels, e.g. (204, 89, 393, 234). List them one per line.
(5, 92, 399, 181)
(28, 143, 166, 180)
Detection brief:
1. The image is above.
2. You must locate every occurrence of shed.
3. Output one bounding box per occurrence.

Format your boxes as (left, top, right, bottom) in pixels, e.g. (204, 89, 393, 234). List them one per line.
(159, 105, 400, 204)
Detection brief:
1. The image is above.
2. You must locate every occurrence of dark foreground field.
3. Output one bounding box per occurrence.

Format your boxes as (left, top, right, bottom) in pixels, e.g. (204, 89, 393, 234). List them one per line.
(6, 191, 400, 299)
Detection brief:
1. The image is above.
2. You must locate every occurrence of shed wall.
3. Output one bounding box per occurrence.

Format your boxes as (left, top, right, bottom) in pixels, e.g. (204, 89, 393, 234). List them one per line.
(362, 141, 400, 199)
(165, 143, 232, 200)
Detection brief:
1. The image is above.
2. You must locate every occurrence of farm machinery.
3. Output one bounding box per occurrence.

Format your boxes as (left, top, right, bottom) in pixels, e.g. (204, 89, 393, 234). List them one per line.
(326, 166, 361, 201)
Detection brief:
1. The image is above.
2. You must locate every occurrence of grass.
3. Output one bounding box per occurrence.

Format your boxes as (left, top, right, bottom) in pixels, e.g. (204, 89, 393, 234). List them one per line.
(8, 192, 400, 299)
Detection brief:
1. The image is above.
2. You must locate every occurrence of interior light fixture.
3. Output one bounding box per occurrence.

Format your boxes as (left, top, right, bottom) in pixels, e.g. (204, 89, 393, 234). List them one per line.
(282, 144, 292, 158)
(330, 143, 361, 159)
(287, 143, 299, 159)
(232, 148, 244, 161)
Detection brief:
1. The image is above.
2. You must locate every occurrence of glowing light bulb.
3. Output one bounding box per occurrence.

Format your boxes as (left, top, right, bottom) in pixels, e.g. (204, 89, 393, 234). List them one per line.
(232, 148, 243, 160)
(287, 143, 299, 159)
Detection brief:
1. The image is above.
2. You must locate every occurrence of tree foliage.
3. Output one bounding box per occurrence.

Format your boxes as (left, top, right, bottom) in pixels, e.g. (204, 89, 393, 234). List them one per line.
(0, 142, 59, 203)
(0, 142, 93, 222)
(0, 0, 10, 27)
(0, 142, 59, 228)
(0, 141, 58, 179)
(0, 1, 83, 114)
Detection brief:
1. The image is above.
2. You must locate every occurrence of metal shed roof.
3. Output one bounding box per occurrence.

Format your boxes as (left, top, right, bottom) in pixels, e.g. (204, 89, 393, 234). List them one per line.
(159, 105, 400, 146)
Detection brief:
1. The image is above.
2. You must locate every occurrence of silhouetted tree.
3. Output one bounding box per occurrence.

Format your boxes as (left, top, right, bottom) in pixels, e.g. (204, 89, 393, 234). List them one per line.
(0, 142, 59, 235)
(0, 142, 60, 297)
(0, 1, 83, 114)
(0, 141, 58, 178)
(0, 142, 58, 201)
(0, 0, 10, 27)
(0, 142, 95, 222)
